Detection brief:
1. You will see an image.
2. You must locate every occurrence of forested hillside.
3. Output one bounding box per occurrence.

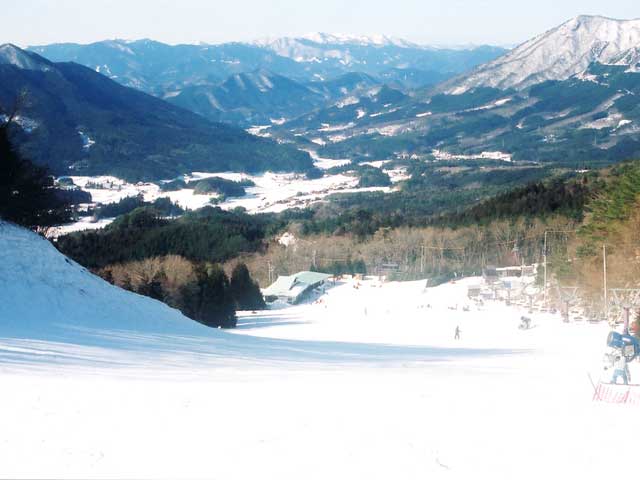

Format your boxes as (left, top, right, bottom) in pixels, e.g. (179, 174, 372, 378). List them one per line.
(0, 44, 314, 182)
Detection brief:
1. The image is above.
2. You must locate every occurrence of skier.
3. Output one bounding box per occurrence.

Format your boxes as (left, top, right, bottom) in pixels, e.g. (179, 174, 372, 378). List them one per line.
(454, 326, 461, 340)
(611, 353, 630, 385)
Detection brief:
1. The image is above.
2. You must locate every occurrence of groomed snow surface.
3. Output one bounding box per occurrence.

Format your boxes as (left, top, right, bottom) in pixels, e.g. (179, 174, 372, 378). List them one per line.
(1, 222, 638, 479)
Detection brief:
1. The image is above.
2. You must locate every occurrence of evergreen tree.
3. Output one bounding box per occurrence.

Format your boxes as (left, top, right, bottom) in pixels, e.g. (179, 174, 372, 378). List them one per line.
(194, 264, 237, 329)
(148, 271, 167, 302)
(229, 263, 266, 311)
(137, 270, 167, 301)
(0, 122, 71, 230)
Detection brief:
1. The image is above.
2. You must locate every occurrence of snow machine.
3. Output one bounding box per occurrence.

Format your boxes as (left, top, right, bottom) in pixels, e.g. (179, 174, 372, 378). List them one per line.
(607, 331, 640, 362)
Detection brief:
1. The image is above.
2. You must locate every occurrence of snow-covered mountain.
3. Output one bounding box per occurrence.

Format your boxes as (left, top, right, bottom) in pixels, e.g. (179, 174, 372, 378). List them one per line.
(254, 33, 421, 58)
(446, 15, 640, 93)
(0, 43, 53, 72)
(30, 39, 507, 94)
(253, 33, 505, 71)
(0, 221, 215, 341)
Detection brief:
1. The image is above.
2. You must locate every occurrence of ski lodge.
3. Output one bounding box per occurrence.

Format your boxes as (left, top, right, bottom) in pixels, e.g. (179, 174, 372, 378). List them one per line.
(262, 271, 332, 305)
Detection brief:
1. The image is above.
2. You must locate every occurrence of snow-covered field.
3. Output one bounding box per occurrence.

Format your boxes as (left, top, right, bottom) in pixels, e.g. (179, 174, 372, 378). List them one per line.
(1, 223, 637, 479)
(56, 156, 397, 234)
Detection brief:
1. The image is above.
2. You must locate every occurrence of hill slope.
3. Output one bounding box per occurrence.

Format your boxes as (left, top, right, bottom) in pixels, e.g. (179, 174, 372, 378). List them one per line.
(168, 69, 327, 125)
(445, 15, 640, 93)
(0, 221, 215, 341)
(0, 44, 313, 181)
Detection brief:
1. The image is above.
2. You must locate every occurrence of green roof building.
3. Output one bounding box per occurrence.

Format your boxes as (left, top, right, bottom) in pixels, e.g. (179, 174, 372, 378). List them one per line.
(262, 271, 332, 305)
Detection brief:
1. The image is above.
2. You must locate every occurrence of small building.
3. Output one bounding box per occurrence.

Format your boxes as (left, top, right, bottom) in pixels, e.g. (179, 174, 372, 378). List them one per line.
(496, 265, 537, 278)
(467, 285, 482, 298)
(483, 265, 499, 283)
(484, 264, 537, 283)
(496, 266, 524, 278)
(262, 271, 332, 305)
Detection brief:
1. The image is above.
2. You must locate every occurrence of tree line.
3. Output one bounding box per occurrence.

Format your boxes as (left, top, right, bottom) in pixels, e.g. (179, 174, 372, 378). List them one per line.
(103, 257, 265, 329)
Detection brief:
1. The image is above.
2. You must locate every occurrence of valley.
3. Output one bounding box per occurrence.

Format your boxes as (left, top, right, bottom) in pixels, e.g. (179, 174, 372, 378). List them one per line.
(3, 8, 640, 479)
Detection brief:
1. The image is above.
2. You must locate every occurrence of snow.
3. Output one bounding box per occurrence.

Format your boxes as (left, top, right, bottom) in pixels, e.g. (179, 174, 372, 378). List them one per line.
(0, 222, 215, 341)
(464, 97, 513, 112)
(327, 133, 351, 143)
(360, 160, 391, 168)
(432, 149, 513, 162)
(581, 113, 627, 130)
(254, 34, 421, 60)
(277, 232, 297, 247)
(187, 171, 390, 213)
(387, 167, 411, 183)
(448, 15, 640, 92)
(0, 43, 52, 72)
(335, 96, 359, 108)
(366, 123, 406, 136)
(51, 217, 114, 237)
(318, 122, 356, 132)
(0, 114, 38, 133)
(162, 90, 182, 99)
(57, 163, 398, 234)
(1, 225, 638, 478)
(69, 176, 156, 204)
(306, 149, 351, 169)
(77, 130, 96, 150)
(246, 125, 272, 137)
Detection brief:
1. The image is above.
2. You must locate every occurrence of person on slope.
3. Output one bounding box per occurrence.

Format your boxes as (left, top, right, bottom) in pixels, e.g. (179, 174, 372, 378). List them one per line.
(454, 326, 461, 340)
(611, 353, 630, 385)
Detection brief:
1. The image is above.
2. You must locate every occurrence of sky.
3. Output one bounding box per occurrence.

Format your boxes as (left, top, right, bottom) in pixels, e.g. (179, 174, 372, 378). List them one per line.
(3, 0, 640, 47)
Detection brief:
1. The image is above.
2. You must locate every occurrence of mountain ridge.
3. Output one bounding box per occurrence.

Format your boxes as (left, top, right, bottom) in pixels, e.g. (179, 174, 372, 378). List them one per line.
(0, 44, 313, 181)
(444, 15, 640, 94)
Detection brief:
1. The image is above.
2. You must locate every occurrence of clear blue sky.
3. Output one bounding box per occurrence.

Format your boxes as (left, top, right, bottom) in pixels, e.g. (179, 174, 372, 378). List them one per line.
(4, 0, 640, 47)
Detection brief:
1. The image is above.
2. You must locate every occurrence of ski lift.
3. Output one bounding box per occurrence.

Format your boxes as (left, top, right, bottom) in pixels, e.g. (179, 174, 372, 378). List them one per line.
(555, 285, 579, 323)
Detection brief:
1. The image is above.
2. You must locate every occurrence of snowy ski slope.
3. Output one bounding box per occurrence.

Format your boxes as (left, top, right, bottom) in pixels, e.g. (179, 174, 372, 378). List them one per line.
(0, 222, 638, 479)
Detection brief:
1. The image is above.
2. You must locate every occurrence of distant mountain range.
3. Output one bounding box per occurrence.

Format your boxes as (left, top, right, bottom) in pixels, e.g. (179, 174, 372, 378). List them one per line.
(168, 70, 380, 126)
(0, 44, 313, 181)
(267, 16, 640, 168)
(30, 36, 505, 90)
(28, 37, 506, 126)
(6, 16, 640, 185)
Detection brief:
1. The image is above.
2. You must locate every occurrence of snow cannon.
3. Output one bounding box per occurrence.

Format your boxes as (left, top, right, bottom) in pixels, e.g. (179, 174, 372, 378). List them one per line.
(607, 331, 640, 362)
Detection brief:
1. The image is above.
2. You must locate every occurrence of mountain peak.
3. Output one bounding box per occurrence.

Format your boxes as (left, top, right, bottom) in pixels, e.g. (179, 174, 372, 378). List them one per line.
(254, 33, 419, 50)
(0, 44, 53, 72)
(445, 15, 640, 93)
(299, 32, 417, 48)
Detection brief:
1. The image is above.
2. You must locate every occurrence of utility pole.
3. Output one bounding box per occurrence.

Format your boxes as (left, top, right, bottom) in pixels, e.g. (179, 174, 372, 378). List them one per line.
(543, 231, 548, 308)
(420, 245, 425, 275)
(267, 261, 273, 284)
(312, 250, 317, 270)
(603, 244, 608, 320)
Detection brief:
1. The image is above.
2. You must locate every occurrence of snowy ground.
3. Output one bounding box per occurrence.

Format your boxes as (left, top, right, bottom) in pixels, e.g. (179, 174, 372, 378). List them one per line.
(56, 158, 398, 234)
(1, 224, 637, 479)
